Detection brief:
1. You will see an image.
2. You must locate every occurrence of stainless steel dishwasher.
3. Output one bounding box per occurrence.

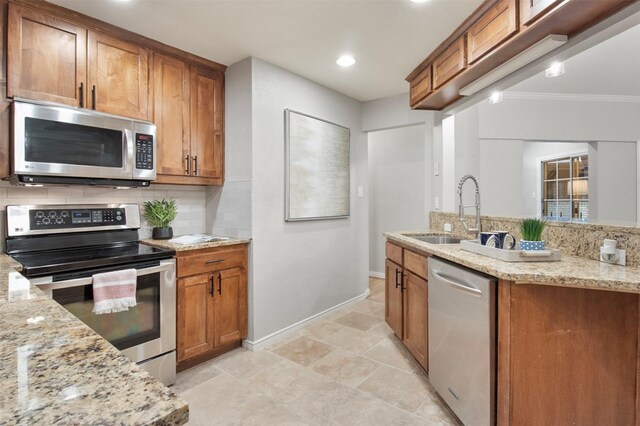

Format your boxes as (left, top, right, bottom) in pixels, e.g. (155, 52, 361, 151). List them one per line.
(428, 257, 496, 426)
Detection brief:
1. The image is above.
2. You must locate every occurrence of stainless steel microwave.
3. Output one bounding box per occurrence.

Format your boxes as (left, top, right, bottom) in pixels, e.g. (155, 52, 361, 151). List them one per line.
(11, 99, 156, 187)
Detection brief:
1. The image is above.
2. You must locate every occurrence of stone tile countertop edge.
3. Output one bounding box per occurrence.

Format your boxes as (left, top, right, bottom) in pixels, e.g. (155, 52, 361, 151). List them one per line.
(0, 253, 189, 426)
(386, 231, 640, 293)
(142, 237, 252, 252)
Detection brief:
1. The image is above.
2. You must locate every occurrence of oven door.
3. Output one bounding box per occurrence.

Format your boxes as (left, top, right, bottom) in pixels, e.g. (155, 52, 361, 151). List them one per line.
(32, 259, 176, 364)
(12, 100, 134, 180)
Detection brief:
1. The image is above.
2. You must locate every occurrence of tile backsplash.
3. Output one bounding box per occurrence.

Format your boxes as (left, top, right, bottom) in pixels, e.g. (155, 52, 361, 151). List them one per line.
(430, 211, 640, 267)
(0, 182, 207, 251)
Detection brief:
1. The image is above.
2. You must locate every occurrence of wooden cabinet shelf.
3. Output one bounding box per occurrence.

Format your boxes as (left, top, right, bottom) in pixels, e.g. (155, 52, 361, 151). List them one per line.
(176, 244, 248, 371)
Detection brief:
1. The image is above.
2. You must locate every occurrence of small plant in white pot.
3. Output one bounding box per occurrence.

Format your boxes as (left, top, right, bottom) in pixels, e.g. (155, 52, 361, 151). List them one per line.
(143, 199, 178, 240)
(519, 218, 546, 250)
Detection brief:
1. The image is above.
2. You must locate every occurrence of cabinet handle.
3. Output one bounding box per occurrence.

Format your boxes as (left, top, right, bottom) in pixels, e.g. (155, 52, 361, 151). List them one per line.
(209, 275, 214, 297)
(218, 273, 222, 295)
(205, 259, 224, 265)
(91, 85, 96, 110)
(400, 272, 405, 292)
(79, 82, 84, 108)
(193, 155, 198, 176)
(395, 268, 401, 288)
(185, 154, 191, 175)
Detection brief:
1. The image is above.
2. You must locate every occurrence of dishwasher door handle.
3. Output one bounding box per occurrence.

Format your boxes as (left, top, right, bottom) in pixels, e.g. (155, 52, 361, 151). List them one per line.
(432, 270, 482, 297)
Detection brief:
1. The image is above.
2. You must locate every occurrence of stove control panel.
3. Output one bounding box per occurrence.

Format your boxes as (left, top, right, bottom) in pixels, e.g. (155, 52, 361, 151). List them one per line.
(30, 208, 126, 229)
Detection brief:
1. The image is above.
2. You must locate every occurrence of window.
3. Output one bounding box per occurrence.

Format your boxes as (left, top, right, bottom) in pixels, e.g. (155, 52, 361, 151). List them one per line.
(542, 154, 588, 222)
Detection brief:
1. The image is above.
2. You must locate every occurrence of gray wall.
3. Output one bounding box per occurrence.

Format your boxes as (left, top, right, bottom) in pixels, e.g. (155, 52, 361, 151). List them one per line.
(368, 125, 426, 275)
(243, 58, 369, 343)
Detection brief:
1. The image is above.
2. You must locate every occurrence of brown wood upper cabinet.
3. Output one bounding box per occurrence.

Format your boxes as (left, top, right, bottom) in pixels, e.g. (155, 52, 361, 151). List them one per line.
(7, 3, 150, 120)
(153, 59, 224, 185)
(7, 3, 87, 107)
(409, 65, 432, 107)
(467, 0, 518, 64)
(432, 36, 466, 89)
(520, 0, 563, 26)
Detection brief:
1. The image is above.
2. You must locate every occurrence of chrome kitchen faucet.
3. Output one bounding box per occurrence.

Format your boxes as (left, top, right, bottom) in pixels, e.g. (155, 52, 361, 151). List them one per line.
(457, 174, 481, 236)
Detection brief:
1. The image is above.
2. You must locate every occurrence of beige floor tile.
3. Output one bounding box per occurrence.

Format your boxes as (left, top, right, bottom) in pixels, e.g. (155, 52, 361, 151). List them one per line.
(273, 336, 335, 366)
(367, 321, 395, 339)
(368, 289, 385, 303)
(311, 348, 380, 388)
(344, 399, 431, 426)
(213, 347, 282, 380)
(364, 337, 419, 372)
(172, 359, 223, 394)
(299, 321, 345, 341)
(265, 332, 304, 351)
(285, 379, 375, 425)
(216, 395, 313, 426)
(414, 394, 462, 426)
(350, 299, 384, 315)
(179, 373, 263, 425)
(321, 326, 383, 354)
(333, 311, 381, 331)
(357, 365, 432, 412)
(248, 358, 332, 403)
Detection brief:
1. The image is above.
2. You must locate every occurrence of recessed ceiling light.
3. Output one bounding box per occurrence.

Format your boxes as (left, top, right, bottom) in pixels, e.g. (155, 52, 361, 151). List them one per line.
(336, 55, 356, 68)
(410, 0, 429, 3)
(545, 61, 565, 77)
(488, 91, 503, 104)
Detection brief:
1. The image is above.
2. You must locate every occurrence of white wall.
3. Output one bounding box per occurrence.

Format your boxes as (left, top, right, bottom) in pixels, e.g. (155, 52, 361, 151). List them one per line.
(478, 139, 524, 217)
(0, 182, 207, 252)
(368, 125, 426, 275)
(247, 58, 368, 343)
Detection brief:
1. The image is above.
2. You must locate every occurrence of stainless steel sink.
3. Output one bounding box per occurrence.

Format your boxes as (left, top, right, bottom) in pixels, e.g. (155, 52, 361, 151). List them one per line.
(410, 235, 462, 244)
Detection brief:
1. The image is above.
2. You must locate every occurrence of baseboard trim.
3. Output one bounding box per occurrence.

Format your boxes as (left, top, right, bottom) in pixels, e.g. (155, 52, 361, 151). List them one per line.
(369, 271, 384, 279)
(242, 289, 370, 351)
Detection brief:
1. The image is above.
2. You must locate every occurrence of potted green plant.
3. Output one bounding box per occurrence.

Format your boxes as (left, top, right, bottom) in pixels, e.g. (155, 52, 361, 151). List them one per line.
(143, 199, 178, 240)
(518, 218, 546, 250)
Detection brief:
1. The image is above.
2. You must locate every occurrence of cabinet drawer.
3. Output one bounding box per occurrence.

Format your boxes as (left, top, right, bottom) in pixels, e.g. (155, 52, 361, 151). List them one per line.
(385, 241, 403, 265)
(432, 36, 466, 89)
(178, 246, 246, 277)
(467, 0, 517, 64)
(404, 250, 428, 280)
(409, 65, 432, 107)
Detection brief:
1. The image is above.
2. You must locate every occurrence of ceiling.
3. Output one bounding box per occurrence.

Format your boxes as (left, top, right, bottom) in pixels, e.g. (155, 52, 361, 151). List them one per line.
(48, 0, 483, 102)
(507, 23, 640, 97)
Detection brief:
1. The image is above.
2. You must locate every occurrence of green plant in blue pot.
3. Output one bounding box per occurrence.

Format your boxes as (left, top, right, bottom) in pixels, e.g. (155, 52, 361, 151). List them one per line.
(519, 218, 546, 250)
(143, 199, 178, 240)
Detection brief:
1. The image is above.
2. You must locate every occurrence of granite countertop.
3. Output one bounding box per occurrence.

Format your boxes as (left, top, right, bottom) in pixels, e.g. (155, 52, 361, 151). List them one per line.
(142, 236, 251, 252)
(0, 254, 189, 425)
(386, 231, 640, 293)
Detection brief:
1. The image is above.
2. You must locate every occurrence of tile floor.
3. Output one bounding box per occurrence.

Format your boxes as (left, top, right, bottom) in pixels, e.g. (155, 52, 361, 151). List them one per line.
(174, 278, 461, 425)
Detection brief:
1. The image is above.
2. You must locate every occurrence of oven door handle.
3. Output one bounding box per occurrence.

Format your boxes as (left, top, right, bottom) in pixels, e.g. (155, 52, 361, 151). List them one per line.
(36, 261, 174, 291)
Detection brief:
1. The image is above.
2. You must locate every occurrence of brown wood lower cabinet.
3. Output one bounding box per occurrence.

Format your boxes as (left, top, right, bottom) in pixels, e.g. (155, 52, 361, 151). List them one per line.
(385, 241, 429, 371)
(176, 244, 248, 371)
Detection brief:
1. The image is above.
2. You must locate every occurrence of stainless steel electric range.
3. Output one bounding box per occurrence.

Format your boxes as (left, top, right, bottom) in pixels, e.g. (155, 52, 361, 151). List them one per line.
(5, 204, 177, 386)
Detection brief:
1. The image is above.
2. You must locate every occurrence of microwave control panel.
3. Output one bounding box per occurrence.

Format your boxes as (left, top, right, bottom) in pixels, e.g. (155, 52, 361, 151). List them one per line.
(135, 133, 154, 170)
(29, 208, 126, 229)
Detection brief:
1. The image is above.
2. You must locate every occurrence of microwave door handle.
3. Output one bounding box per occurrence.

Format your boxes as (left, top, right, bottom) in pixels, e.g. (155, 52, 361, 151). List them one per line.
(123, 129, 134, 173)
(39, 262, 174, 291)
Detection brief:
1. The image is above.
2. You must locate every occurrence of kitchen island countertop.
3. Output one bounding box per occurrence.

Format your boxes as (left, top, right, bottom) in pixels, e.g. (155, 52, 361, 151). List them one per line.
(142, 236, 251, 252)
(0, 253, 189, 425)
(386, 231, 640, 293)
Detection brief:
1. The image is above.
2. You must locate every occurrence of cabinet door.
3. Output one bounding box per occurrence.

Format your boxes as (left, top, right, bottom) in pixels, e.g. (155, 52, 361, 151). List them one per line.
(385, 259, 404, 339)
(215, 267, 247, 347)
(190, 65, 224, 181)
(432, 36, 466, 89)
(403, 271, 428, 371)
(177, 274, 215, 362)
(153, 53, 190, 177)
(520, 0, 563, 26)
(467, 0, 517, 64)
(7, 3, 87, 106)
(87, 31, 150, 120)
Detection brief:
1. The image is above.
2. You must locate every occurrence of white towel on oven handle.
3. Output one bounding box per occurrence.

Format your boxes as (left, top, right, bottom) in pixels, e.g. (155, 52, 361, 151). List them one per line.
(92, 269, 138, 315)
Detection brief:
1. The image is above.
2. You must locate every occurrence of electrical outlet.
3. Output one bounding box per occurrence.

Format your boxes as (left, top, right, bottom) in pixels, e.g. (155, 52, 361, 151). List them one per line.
(434, 197, 440, 209)
(444, 223, 453, 232)
(434, 162, 440, 176)
(357, 186, 364, 197)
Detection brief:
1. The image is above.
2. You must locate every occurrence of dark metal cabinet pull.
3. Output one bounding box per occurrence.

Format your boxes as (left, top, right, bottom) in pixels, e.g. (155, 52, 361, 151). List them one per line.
(218, 273, 222, 295)
(400, 272, 405, 292)
(395, 268, 401, 288)
(79, 82, 84, 108)
(91, 85, 96, 109)
(185, 154, 190, 175)
(206, 259, 224, 265)
(209, 275, 214, 297)
(193, 155, 198, 175)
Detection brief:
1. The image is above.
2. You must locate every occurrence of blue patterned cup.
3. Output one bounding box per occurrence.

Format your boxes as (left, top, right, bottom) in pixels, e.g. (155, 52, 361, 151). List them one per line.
(520, 240, 545, 251)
